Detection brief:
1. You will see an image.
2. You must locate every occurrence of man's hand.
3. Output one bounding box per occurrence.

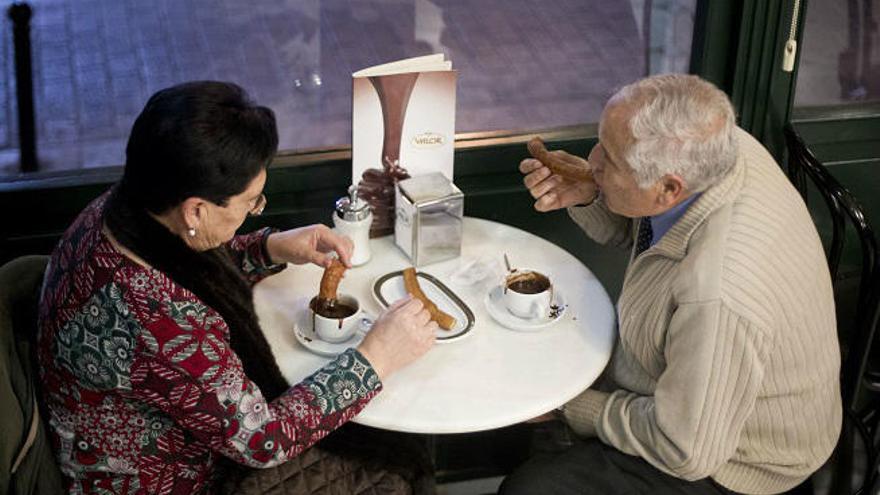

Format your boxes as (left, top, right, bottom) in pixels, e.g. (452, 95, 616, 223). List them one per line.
(520, 149, 598, 212)
(266, 224, 354, 267)
(525, 411, 561, 423)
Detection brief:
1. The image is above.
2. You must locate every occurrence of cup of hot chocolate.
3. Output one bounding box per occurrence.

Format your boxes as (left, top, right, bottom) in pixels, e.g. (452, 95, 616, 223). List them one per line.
(309, 293, 362, 343)
(503, 270, 553, 319)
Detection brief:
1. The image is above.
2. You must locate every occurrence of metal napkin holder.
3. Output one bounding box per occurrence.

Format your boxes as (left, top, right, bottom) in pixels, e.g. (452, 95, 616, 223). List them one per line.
(394, 172, 464, 266)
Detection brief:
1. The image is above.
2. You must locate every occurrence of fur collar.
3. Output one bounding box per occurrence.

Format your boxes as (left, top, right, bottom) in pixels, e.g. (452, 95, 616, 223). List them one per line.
(104, 186, 289, 401)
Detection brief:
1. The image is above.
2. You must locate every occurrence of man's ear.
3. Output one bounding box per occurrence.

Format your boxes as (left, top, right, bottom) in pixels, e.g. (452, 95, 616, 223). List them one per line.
(655, 174, 687, 208)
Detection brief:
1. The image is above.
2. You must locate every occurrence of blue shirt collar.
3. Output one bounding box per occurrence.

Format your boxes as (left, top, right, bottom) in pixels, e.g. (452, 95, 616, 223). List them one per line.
(649, 193, 701, 247)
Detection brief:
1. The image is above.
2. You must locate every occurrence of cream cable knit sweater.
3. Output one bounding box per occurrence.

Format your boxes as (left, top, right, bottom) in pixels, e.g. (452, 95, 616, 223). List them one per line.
(563, 129, 841, 494)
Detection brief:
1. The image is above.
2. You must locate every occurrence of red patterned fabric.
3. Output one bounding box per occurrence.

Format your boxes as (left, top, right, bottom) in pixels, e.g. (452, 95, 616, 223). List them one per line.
(37, 195, 382, 494)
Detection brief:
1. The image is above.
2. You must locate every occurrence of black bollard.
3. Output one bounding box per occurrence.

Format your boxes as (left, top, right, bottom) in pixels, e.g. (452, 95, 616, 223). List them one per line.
(8, 2, 38, 173)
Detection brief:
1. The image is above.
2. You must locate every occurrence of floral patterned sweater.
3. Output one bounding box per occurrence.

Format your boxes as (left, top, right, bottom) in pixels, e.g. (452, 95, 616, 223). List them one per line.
(36, 195, 382, 494)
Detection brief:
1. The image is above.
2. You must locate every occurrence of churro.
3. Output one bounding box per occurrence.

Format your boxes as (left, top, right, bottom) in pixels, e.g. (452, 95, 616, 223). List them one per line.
(318, 259, 346, 303)
(402, 267, 456, 330)
(527, 136, 594, 183)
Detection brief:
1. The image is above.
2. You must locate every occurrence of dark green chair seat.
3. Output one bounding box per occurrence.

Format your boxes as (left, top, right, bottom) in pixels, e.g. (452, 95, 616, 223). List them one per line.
(0, 255, 64, 494)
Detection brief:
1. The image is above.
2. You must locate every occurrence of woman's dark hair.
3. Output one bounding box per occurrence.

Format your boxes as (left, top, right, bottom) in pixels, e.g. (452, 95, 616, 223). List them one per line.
(120, 81, 278, 214)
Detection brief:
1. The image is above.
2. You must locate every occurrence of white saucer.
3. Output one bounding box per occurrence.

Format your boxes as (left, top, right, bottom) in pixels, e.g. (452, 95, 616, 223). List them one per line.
(373, 270, 474, 343)
(291, 299, 375, 357)
(483, 285, 567, 332)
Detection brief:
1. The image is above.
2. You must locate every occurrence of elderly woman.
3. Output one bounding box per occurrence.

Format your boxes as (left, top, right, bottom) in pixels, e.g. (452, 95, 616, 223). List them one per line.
(37, 81, 437, 494)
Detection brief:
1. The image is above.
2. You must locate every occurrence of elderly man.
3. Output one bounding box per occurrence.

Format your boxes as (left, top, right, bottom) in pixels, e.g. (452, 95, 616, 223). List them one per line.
(500, 75, 841, 495)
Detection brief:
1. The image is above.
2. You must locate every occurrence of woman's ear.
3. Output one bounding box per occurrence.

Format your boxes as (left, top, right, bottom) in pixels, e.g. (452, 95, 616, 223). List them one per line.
(656, 174, 687, 208)
(180, 197, 207, 230)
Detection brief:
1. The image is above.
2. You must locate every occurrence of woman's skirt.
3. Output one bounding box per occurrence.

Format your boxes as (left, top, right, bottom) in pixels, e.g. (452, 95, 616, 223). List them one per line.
(217, 423, 435, 495)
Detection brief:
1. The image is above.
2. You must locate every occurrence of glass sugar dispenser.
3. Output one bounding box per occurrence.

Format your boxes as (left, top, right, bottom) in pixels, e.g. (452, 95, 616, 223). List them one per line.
(333, 185, 373, 266)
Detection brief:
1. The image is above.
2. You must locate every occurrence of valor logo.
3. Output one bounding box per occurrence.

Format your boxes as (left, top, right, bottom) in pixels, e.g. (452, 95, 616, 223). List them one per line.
(412, 132, 445, 148)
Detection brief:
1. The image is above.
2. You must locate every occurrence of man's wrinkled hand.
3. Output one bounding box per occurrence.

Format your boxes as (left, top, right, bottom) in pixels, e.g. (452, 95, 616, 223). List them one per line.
(520, 149, 598, 212)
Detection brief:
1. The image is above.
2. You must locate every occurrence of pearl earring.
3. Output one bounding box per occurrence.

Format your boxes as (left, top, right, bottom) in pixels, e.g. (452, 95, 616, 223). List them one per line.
(187, 228, 196, 237)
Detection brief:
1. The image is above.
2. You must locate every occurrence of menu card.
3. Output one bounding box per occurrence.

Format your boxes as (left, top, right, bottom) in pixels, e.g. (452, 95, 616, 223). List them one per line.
(352, 53, 457, 237)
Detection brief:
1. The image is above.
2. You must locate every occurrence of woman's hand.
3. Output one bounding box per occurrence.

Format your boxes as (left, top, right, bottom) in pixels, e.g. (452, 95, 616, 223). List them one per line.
(357, 296, 437, 380)
(520, 150, 598, 212)
(266, 224, 354, 267)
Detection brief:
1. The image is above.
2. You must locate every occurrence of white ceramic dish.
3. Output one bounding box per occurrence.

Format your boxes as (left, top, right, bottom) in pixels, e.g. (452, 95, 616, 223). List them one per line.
(291, 297, 374, 357)
(484, 285, 567, 331)
(372, 270, 474, 343)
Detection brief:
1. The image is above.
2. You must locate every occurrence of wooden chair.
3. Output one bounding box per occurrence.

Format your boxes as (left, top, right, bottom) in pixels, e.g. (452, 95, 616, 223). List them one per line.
(784, 124, 880, 495)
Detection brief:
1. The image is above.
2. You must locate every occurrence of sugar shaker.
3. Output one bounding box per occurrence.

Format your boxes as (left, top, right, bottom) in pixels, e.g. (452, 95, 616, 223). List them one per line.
(333, 185, 372, 266)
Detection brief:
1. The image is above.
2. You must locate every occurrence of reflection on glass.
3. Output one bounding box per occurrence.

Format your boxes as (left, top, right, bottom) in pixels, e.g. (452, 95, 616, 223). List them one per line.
(795, 0, 880, 106)
(645, 0, 695, 74)
(2, 0, 695, 176)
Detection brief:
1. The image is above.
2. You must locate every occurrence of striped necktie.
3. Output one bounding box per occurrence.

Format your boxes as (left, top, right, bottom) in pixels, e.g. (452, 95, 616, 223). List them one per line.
(635, 217, 653, 255)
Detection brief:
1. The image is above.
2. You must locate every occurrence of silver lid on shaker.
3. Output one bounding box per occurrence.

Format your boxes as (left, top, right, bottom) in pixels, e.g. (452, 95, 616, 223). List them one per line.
(335, 185, 372, 222)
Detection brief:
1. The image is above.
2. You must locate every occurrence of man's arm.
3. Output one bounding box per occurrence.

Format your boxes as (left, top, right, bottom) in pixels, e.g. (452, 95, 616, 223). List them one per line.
(520, 149, 635, 248)
(567, 198, 635, 249)
(570, 299, 771, 480)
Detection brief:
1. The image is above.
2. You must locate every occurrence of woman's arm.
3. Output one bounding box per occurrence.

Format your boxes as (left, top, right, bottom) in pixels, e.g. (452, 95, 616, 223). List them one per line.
(226, 227, 286, 284)
(226, 224, 354, 285)
(126, 287, 381, 468)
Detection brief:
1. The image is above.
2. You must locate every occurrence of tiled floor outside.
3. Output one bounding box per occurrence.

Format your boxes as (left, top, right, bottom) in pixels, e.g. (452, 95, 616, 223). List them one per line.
(2, 0, 878, 177)
(1, 0, 666, 176)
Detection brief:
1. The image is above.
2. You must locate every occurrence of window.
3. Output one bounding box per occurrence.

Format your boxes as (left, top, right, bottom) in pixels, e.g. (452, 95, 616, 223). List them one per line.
(794, 0, 880, 106)
(1, 0, 696, 177)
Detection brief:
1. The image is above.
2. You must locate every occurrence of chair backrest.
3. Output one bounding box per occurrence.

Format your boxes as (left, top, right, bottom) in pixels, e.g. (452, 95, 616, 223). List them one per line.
(0, 255, 64, 494)
(784, 124, 880, 495)
(784, 125, 880, 406)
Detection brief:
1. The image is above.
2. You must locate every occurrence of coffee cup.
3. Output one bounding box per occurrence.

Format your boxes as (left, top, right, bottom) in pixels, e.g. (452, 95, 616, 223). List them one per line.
(503, 270, 553, 319)
(310, 293, 362, 343)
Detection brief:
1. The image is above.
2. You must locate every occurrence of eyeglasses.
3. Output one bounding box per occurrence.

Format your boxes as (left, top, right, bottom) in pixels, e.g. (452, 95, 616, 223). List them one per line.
(248, 193, 267, 217)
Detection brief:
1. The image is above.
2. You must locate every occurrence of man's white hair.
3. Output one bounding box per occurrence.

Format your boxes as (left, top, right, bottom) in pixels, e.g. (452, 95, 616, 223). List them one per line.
(610, 74, 738, 193)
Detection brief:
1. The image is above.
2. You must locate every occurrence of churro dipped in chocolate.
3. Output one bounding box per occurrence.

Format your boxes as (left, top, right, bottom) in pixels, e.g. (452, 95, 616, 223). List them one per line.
(317, 259, 347, 304)
(402, 267, 456, 330)
(527, 136, 594, 183)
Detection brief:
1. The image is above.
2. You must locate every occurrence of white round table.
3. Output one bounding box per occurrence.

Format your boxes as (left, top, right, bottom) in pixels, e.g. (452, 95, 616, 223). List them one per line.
(254, 217, 616, 434)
